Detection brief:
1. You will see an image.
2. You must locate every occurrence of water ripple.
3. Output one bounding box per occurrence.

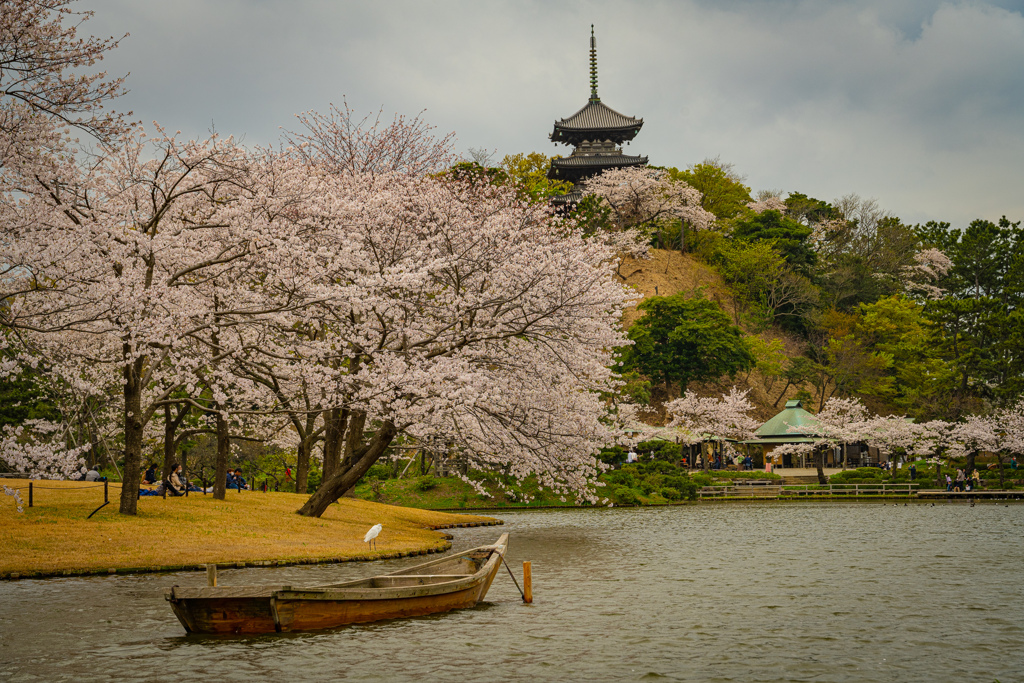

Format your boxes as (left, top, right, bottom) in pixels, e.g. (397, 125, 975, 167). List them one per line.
(1, 502, 1022, 681)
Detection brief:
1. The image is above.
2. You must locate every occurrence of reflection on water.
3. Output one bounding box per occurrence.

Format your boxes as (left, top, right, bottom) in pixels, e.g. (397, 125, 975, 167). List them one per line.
(2, 502, 1023, 682)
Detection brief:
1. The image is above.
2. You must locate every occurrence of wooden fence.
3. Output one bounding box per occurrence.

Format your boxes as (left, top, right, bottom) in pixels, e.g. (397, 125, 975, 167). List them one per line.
(699, 483, 919, 499)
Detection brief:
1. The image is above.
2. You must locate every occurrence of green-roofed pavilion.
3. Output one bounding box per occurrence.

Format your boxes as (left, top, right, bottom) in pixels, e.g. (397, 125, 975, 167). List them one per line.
(752, 399, 818, 441)
(739, 399, 821, 468)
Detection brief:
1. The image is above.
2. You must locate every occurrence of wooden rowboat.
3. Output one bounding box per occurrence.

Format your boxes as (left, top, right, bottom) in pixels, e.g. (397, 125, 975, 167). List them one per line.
(165, 533, 508, 634)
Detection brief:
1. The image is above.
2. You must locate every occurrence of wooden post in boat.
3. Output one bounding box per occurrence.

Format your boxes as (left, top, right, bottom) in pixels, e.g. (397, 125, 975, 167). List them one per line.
(207, 564, 217, 587)
(523, 561, 532, 603)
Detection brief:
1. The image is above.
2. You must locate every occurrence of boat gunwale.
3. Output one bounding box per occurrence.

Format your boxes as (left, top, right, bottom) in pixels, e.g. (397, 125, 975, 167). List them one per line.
(167, 534, 508, 602)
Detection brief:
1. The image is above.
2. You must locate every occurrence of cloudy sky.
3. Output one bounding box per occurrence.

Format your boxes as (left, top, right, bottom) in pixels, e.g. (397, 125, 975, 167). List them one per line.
(87, 0, 1024, 226)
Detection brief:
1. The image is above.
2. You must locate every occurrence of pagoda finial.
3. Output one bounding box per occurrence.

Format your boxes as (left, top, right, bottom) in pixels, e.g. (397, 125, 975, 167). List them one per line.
(589, 25, 599, 102)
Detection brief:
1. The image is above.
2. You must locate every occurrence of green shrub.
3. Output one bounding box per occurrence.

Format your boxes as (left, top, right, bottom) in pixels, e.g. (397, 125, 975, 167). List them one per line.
(604, 470, 637, 488)
(613, 486, 639, 505)
(661, 487, 682, 500)
(597, 446, 627, 466)
(639, 474, 664, 494)
(365, 463, 391, 482)
(692, 473, 713, 487)
(830, 467, 887, 484)
(415, 475, 438, 491)
(660, 475, 699, 500)
(636, 441, 683, 462)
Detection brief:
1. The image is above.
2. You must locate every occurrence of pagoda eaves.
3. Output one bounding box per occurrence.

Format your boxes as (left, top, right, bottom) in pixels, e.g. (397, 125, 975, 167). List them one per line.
(550, 100, 643, 146)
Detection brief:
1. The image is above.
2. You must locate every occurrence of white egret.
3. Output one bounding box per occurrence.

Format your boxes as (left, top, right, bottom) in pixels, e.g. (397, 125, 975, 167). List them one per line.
(364, 523, 382, 550)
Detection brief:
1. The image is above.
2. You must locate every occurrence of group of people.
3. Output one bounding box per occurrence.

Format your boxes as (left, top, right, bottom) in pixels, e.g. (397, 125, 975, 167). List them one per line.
(945, 468, 981, 492)
(689, 454, 753, 471)
(71, 466, 106, 482)
(226, 469, 249, 491)
(140, 463, 249, 496)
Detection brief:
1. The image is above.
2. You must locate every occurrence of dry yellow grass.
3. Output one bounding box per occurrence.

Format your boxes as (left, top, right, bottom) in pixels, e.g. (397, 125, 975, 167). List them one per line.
(0, 479, 498, 578)
(617, 248, 733, 329)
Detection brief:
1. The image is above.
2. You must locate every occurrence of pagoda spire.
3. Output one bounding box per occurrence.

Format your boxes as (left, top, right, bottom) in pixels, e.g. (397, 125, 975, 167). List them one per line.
(589, 25, 599, 102)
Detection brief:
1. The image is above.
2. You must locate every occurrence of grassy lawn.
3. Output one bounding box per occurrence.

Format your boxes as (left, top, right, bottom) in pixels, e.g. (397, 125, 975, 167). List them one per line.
(0, 479, 498, 579)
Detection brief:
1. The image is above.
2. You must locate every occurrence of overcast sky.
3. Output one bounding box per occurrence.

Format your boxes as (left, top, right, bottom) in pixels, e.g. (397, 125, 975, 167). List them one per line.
(87, 0, 1024, 226)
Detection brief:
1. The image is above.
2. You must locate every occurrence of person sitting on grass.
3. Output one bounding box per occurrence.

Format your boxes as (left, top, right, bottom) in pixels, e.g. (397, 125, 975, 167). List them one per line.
(143, 464, 157, 485)
(233, 469, 248, 490)
(85, 466, 103, 482)
(164, 463, 185, 496)
(226, 470, 239, 490)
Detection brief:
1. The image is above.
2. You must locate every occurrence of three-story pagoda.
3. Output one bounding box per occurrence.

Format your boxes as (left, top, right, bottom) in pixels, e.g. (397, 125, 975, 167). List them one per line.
(548, 26, 648, 197)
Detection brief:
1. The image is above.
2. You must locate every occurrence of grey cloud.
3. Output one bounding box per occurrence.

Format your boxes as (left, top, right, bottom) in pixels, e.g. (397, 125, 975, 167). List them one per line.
(88, 0, 1024, 226)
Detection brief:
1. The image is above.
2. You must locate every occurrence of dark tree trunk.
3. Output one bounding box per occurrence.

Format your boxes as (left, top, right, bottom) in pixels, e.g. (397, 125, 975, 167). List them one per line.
(815, 449, 827, 485)
(341, 411, 367, 469)
(213, 410, 229, 500)
(119, 355, 145, 515)
(296, 440, 310, 494)
(162, 403, 190, 479)
(163, 404, 176, 479)
(322, 408, 348, 482)
(965, 449, 978, 477)
(298, 420, 398, 518)
(773, 380, 795, 408)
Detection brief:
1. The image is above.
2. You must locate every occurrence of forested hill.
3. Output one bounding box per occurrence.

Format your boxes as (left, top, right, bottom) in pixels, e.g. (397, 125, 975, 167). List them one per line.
(617, 248, 808, 424)
(535, 154, 1024, 426)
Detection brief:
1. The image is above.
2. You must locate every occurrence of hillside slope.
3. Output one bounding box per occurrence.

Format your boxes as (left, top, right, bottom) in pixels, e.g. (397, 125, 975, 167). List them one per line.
(616, 248, 810, 424)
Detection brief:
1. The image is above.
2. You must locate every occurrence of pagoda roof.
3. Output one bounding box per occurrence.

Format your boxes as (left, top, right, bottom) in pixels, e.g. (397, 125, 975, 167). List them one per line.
(547, 153, 647, 181)
(754, 400, 819, 438)
(550, 189, 583, 206)
(552, 100, 643, 138)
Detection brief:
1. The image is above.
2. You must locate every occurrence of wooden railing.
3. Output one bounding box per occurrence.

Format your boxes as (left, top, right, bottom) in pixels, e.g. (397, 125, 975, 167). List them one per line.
(698, 483, 919, 499)
(782, 483, 919, 497)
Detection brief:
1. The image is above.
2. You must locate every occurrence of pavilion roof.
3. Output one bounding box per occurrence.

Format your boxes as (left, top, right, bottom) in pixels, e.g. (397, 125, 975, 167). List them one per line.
(754, 399, 819, 438)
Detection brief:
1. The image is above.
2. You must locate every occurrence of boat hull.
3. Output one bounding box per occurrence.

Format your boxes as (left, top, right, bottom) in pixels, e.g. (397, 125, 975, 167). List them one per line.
(166, 534, 507, 635)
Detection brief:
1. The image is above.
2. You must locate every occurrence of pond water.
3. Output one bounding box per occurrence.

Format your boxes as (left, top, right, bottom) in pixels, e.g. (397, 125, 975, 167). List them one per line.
(1, 502, 1022, 682)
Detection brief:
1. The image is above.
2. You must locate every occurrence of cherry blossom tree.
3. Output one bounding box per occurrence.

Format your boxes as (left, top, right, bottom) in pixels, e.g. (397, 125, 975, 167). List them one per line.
(903, 247, 952, 300)
(999, 400, 1024, 455)
(280, 170, 639, 517)
(946, 413, 999, 475)
(0, 129, 322, 512)
(584, 166, 715, 254)
(746, 196, 787, 214)
(666, 387, 758, 472)
(1, 0, 127, 138)
(859, 414, 947, 470)
(992, 400, 1024, 487)
(283, 99, 456, 177)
